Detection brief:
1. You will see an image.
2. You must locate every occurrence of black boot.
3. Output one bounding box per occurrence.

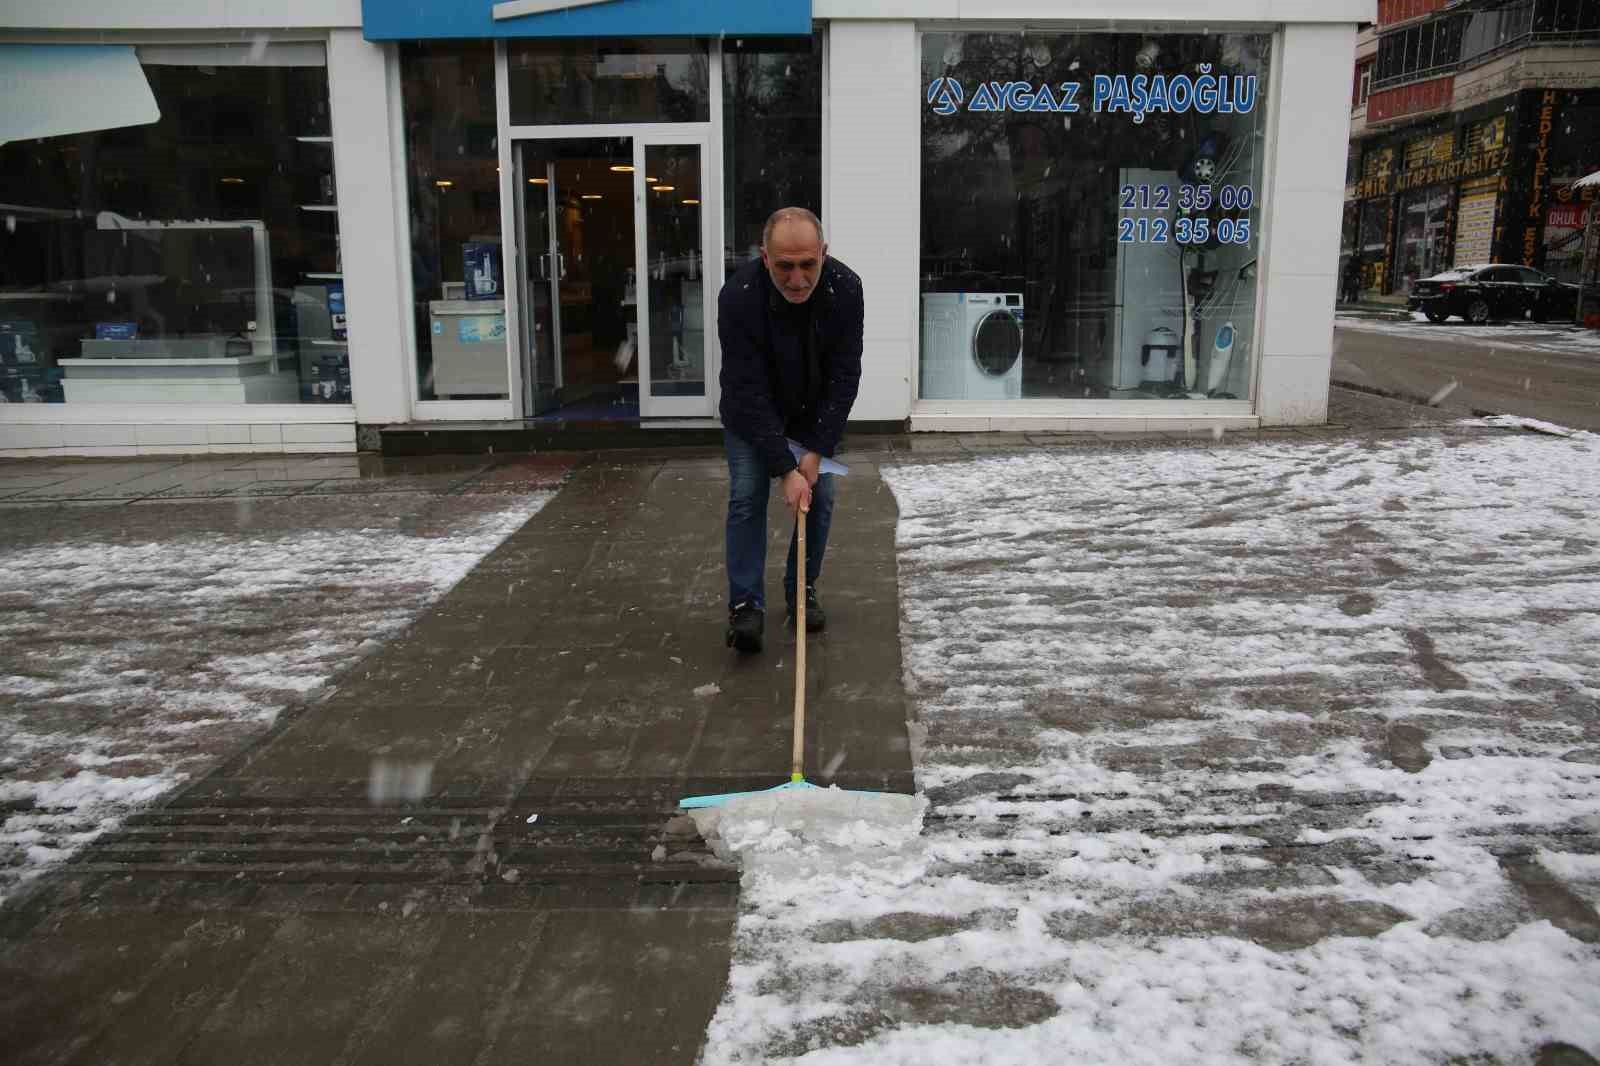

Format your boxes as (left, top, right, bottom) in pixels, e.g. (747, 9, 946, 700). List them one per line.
(785, 585, 826, 633)
(726, 602, 764, 653)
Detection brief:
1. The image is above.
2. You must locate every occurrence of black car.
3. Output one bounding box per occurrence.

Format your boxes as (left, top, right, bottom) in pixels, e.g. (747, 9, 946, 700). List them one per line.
(1409, 264, 1579, 324)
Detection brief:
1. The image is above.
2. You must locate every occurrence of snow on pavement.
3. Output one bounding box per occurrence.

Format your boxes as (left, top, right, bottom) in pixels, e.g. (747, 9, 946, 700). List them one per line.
(0, 492, 553, 901)
(698, 427, 1600, 1065)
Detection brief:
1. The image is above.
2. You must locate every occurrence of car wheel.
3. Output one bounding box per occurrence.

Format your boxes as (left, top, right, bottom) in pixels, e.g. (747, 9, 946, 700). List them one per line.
(1424, 308, 1448, 323)
(1466, 298, 1491, 324)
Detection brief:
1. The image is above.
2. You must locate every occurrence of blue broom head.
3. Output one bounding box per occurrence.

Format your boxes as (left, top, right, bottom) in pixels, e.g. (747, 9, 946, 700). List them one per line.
(679, 777, 821, 809)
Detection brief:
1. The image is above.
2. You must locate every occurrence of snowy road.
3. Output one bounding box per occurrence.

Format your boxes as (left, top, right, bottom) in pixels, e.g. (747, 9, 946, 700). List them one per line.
(1334, 314, 1600, 431)
(1336, 312, 1600, 358)
(699, 425, 1600, 1065)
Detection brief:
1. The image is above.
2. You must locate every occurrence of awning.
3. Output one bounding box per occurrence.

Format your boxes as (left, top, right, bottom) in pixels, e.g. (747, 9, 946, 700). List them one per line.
(0, 44, 159, 146)
(361, 0, 811, 41)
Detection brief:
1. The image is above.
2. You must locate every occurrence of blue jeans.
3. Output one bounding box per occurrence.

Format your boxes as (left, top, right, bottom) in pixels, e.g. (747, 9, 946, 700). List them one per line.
(725, 429, 836, 613)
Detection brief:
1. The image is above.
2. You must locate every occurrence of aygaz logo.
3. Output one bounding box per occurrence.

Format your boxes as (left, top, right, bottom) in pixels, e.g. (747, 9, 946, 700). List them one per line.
(927, 77, 964, 116)
(925, 70, 1258, 121)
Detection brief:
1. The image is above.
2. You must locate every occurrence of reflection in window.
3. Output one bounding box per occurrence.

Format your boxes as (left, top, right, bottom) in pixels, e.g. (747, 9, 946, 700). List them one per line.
(0, 56, 342, 405)
(721, 34, 823, 270)
(920, 31, 1271, 402)
(508, 38, 710, 126)
(400, 42, 508, 402)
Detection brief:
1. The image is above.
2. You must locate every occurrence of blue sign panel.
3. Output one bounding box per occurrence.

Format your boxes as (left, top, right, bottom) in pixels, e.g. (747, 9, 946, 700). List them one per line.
(362, 0, 811, 41)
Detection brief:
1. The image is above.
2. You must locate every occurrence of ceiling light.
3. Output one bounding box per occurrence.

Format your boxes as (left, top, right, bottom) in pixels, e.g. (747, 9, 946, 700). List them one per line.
(645, 176, 658, 183)
(582, 194, 602, 200)
(681, 198, 700, 205)
(609, 164, 634, 173)
(528, 177, 548, 184)
(435, 180, 453, 188)
(653, 185, 675, 192)
(220, 177, 245, 184)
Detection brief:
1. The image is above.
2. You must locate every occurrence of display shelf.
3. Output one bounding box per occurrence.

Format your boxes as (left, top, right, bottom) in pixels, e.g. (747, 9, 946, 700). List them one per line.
(295, 127, 343, 296)
(0, 292, 81, 303)
(57, 353, 300, 404)
(61, 355, 280, 368)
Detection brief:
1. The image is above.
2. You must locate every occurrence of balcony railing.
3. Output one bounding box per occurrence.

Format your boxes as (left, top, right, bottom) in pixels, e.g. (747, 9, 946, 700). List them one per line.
(1372, 0, 1600, 94)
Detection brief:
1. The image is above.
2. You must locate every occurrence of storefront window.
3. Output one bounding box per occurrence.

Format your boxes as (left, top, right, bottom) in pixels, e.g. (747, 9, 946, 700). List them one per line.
(0, 48, 344, 405)
(1341, 203, 1359, 276)
(1397, 186, 1451, 290)
(400, 42, 508, 403)
(508, 38, 710, 126)
(1360, 200, 1393, 293)
(920, 30, 1271, 402)
(721, 34, 823, 270)
(1540, 93, 1598, 282)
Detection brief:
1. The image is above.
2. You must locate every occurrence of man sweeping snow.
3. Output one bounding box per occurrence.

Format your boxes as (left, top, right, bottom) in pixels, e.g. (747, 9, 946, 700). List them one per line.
(718, 206, 864, 653)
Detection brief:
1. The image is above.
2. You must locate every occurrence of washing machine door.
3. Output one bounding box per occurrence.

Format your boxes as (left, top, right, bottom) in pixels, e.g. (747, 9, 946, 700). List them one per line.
(972, 308, 1022, 378)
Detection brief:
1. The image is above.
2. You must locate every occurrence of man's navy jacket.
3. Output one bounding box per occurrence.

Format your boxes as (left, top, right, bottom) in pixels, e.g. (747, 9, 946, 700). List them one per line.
(717, 256, 864, 478)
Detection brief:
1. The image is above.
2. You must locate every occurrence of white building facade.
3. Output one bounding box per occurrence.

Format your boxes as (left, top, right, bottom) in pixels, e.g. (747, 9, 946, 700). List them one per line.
(0, 0, 1370, 456)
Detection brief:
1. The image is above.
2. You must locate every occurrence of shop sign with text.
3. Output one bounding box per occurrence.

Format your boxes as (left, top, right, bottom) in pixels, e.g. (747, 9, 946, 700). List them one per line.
(1395, 147, 1511, 193)
(1348, 173, 1391, 201)
(927, 67, 1259, 122)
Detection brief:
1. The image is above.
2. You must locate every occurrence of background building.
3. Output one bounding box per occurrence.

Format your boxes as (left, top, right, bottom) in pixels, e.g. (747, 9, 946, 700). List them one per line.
(1343, 0, 1600, 298)
(1, 0, 1370, 456)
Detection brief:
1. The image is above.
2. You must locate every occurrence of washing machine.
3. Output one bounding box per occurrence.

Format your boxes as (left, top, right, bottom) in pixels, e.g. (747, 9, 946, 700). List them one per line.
(919, 292, 1024, 400)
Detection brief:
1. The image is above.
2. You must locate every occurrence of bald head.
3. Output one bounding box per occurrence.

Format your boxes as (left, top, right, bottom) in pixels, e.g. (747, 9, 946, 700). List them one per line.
(761, 207, 828, 304)
(762, 207, 824, 248)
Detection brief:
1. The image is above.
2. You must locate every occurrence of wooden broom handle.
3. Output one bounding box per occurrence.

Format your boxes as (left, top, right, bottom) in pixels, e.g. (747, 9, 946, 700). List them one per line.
(792, 507, 806, 782)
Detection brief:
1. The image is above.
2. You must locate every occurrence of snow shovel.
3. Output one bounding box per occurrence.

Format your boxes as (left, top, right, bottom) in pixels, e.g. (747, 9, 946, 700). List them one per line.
(678, 507, 924, 844)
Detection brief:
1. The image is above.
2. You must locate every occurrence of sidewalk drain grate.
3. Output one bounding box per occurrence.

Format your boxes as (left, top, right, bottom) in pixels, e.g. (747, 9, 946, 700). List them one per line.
(64, 784, 735, 894)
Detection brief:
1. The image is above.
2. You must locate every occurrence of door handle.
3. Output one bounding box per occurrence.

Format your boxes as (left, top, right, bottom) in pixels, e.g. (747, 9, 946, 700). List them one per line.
(556, 253, 567, 280)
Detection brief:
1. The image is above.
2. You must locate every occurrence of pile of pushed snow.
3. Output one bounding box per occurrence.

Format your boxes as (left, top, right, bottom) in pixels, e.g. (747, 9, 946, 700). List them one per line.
(689, 786, 933, 902)
(1468, 413, 1594, 438)
(688, 785, 928, 861)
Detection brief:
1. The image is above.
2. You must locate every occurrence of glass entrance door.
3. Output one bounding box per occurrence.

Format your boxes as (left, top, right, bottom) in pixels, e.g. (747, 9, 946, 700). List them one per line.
(517, 137, 635, 418)
(514, 132, 711, 421)
(637, 136, 710, 417)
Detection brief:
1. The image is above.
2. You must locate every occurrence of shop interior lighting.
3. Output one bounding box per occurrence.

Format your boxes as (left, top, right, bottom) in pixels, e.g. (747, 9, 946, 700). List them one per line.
(681, 198, 700, 205)
(528, 177, 548, 184)
(435, 180, 453, 188)
(581, 194, 602, 200)
(645, 176, 657, 183)
(609, 164, 635, 173)
(220, 177, 245, 184)
(653, 185, 675, 192)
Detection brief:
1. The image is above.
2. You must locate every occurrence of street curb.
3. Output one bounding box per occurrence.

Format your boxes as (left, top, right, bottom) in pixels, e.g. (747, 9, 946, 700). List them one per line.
(1335, 303, 1411, 319)
(1331, 379, 1499, 418)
